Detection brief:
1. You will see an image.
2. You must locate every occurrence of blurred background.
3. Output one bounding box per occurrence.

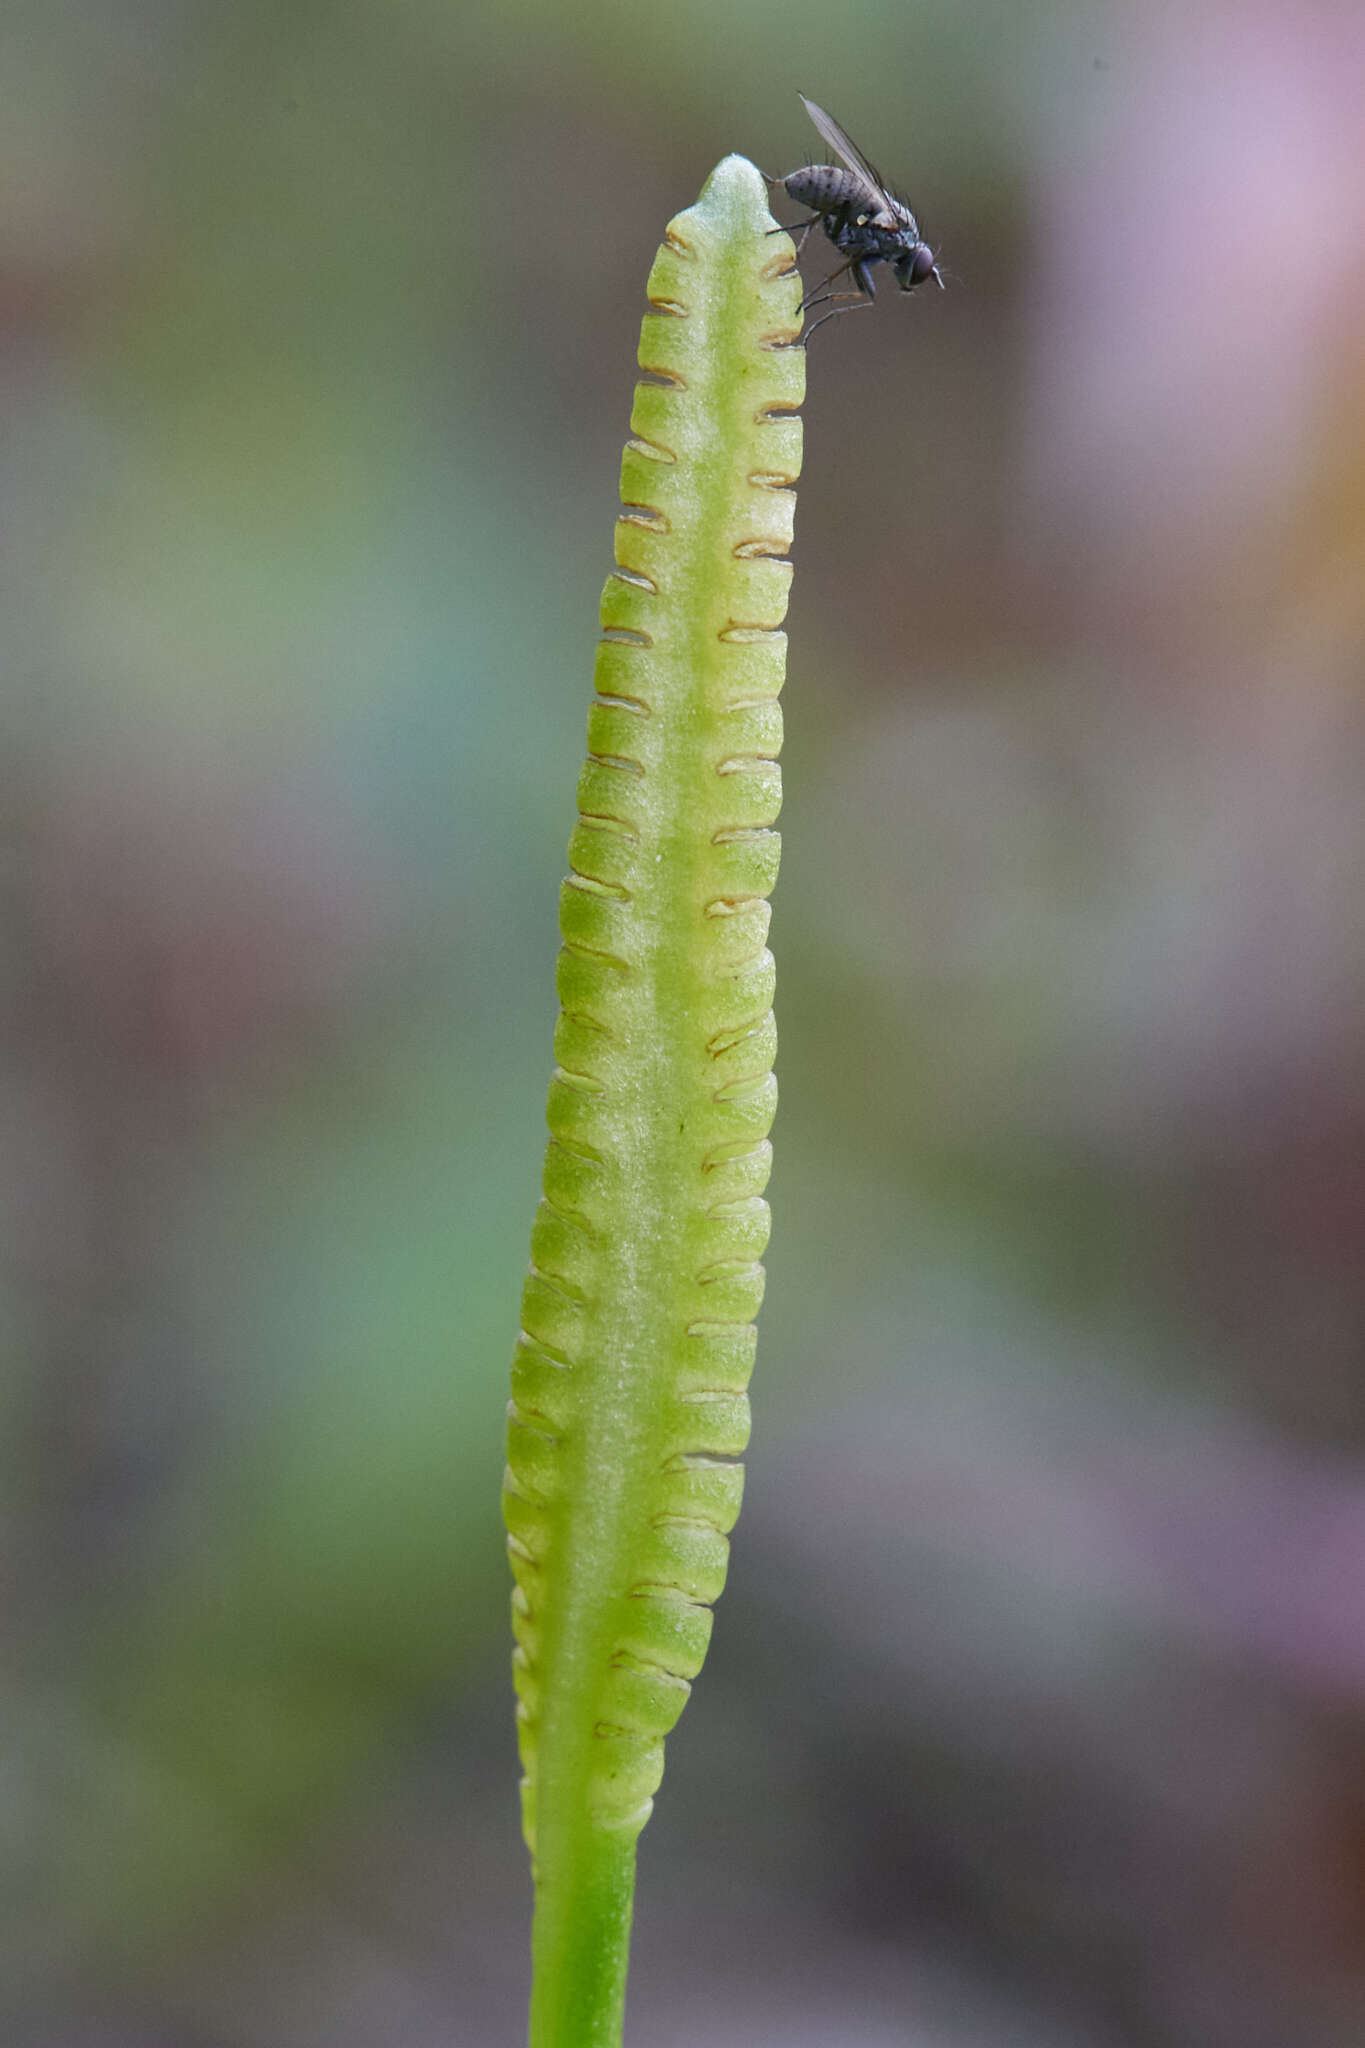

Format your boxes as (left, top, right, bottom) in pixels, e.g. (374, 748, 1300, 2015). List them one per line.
(3, 1, 1364, 2042)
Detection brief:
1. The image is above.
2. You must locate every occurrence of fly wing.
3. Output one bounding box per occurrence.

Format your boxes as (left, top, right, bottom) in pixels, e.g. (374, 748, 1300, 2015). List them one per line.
(798, 95, 899, 218)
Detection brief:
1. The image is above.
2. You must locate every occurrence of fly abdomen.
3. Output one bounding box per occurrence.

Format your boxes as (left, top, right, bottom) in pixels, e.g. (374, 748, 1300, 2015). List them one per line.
(783, 165, 872, 217)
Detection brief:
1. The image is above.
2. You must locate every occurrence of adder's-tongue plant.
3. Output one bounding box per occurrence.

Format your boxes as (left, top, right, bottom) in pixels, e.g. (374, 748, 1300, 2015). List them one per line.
(503, 154, 804, 2048)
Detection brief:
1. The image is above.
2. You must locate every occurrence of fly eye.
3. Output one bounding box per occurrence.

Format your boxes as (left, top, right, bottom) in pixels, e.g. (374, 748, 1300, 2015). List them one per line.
(909, 244, 937, 286)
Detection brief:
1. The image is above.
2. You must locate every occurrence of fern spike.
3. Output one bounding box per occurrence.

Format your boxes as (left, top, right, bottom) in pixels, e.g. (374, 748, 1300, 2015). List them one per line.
(504, 154, 803, 2046)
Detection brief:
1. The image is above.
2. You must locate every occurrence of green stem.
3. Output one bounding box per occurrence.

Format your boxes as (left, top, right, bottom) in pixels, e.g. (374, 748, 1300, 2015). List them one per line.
(504, 153, 803, 2048)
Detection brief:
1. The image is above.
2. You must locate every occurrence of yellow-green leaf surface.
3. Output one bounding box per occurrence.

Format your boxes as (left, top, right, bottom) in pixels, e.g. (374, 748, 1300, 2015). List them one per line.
(502, 154, 803, 2045)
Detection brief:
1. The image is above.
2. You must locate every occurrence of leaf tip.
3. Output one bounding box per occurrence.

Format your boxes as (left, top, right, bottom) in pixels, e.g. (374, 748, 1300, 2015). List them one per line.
(695, 153, 776, 233)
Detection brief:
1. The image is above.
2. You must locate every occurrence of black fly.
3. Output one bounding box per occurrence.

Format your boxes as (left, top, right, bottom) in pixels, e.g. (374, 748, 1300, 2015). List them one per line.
(772, 95, 943, 340)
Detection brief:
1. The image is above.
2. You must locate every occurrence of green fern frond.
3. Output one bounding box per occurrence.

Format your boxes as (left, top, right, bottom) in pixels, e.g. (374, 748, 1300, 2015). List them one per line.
(503, 153, 803, 2047)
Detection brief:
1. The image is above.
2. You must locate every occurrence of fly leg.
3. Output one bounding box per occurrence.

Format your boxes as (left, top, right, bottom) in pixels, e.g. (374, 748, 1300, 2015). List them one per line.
(765, 215, 821, 257)
(802, 260, 877, 341)
(800, 256, 856, 313)
(802, 294, 875, 340)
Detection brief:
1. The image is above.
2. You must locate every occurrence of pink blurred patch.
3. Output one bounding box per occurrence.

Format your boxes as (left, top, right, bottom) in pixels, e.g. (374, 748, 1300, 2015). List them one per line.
(1020, 1, 1365, 631)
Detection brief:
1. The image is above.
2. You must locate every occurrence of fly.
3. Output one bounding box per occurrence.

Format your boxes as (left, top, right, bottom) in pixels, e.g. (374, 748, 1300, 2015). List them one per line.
(771, 94, 943, 340)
